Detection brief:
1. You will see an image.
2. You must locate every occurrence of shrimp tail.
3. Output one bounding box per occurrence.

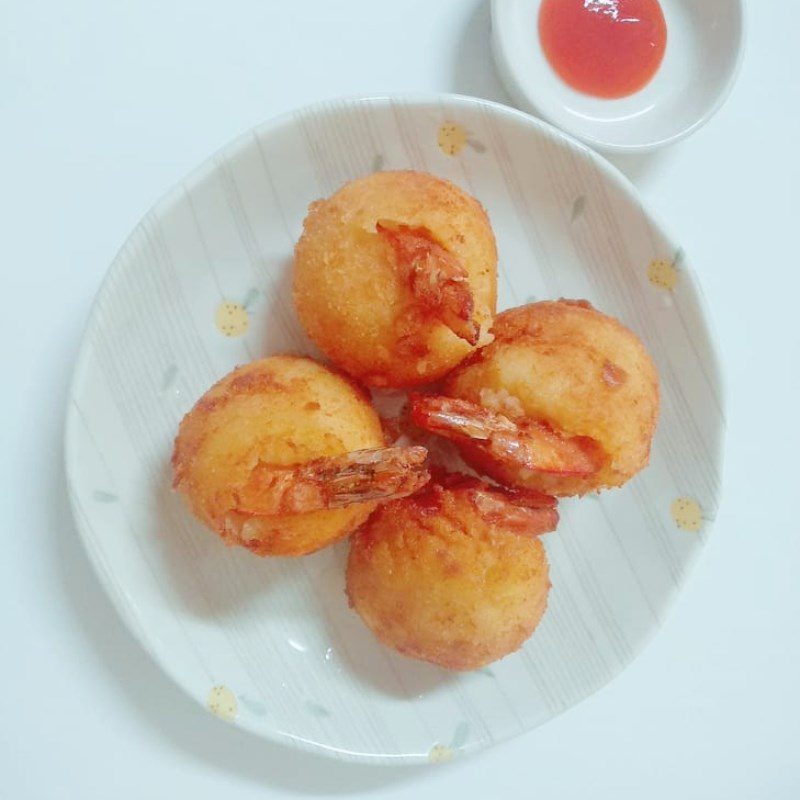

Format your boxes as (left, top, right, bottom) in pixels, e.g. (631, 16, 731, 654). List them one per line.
(425, 470, 559, 536)
(410, 395, 603, 477)
(234, 446, 430, 516)
(376, 222, 480, 345)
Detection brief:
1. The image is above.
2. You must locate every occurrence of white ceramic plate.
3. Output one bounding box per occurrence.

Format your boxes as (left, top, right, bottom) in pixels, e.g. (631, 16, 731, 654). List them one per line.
(492, 0, 745, 152)
(65, 94, 725, 764)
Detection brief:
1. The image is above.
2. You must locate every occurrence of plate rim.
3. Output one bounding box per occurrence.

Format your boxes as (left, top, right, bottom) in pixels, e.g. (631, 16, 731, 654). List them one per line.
(64, 91, 727, 764)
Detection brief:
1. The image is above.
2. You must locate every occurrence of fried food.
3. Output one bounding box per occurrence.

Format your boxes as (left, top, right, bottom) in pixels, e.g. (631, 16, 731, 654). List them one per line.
(438, 300, 659, 496)
(293, 170, 497, 388)
(410, 394, 604, 477)
(346, 473, 556, 670)
(172, 356, 429, 556)
(230, 446, 429, 516)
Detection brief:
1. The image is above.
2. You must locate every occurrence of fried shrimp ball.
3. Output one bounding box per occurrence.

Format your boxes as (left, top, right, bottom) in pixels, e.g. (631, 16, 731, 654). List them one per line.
(346, 474, 556, 670)
(172, 356, 429, 556)
(293, 170, 498, 388)
(431, 300, 659, 496)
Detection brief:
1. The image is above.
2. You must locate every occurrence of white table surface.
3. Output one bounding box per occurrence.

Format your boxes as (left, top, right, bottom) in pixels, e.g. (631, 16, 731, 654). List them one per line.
(2, 1, 799, 797)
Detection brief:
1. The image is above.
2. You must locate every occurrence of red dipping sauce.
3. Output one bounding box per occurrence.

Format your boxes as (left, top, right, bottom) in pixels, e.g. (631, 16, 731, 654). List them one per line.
(539, 0, 667, 99)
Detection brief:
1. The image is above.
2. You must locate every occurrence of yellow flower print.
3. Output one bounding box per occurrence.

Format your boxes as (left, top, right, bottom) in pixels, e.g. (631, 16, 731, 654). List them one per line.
(647, 259, 678, 290)
(671, 497, 703, 532)
(438, 122, 468, 156)
(428, 744, 454, 763)
(437, 121, 486, 156)
(215, 301, 249, 337)
(648, 248, 683, 290)
(207, 685, 238, 721)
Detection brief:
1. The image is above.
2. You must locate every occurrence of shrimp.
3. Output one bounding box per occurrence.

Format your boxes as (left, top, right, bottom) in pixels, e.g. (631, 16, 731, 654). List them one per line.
(376, 222, 480, 346)
(232, 445, 430, 517)
(432, 471, 559, 536)
(410, 395, 604, 479)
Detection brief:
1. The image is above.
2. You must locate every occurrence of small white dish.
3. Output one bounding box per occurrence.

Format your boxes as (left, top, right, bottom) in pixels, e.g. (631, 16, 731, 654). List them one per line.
(65, 94, 725, 763)
(492, 0, 745, 152)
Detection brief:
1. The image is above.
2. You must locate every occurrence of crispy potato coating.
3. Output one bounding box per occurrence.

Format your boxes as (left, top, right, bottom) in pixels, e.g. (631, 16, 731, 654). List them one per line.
(346, 475, 553, 670)
(293, 171, 497, 388)
(444, 300, 660, 495)
(172, 356, 390, 556)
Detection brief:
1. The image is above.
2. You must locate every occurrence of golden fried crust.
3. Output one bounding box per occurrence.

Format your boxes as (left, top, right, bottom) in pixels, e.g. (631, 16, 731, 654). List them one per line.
(172, 356, 386, 556)
(293, 171, 497, 388)
(445, 301, 660, 495)
(346, 486, 550, 670)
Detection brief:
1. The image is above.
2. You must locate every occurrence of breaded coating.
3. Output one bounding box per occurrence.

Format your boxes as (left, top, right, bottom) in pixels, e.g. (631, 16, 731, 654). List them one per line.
(293, 171, 497, 387)
(172, 356, 392, 556)
(346, 475, 554, 670)
(444, 300, 660, 495)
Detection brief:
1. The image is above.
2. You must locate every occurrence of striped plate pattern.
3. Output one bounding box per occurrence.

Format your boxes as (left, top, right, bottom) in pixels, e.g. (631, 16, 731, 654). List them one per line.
(65, 94, 724, 763)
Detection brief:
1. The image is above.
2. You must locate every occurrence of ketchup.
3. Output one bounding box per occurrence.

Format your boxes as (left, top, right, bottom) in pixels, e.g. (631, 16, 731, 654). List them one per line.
(538, 0, 667, 99)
